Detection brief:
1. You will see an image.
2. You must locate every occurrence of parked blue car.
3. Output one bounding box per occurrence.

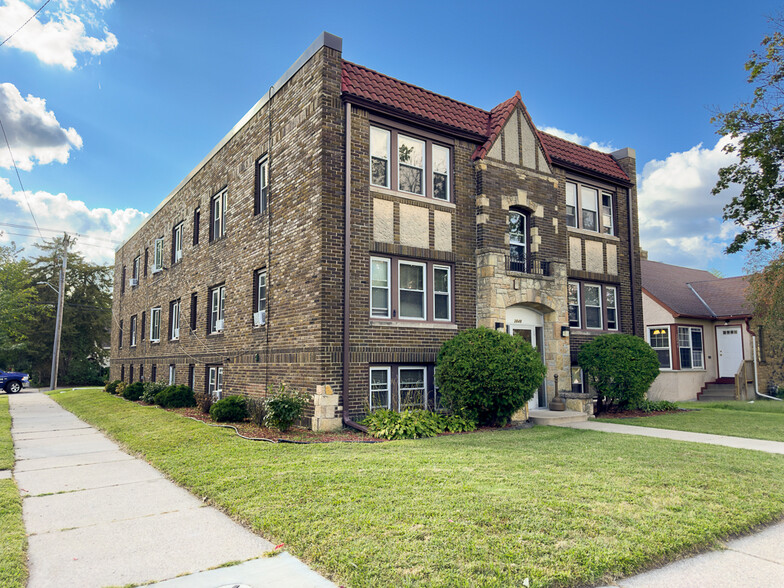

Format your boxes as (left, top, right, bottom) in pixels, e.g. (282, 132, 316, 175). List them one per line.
(0, 369, 29, 393)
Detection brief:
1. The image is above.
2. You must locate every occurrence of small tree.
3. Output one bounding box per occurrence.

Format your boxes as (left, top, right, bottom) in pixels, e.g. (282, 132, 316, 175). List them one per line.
(577, 334, 659, 411)
(436, 327, 546, 426)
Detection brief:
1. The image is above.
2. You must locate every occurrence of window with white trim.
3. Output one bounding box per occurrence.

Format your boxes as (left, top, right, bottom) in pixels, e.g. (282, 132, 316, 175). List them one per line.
(565, 180, 615, 235)
(370, 257, 390, 318)
(571, 366, 584, 394)
(584, 284, 603, 329)
(173, 222, 183, 263)
(678, 326, 704, 369)
(153, 238, 164, 272)
(399, 367, 427, 410)
(170, 299, 180, 340)
(132, 256, 140, 282)
(253, 269, 266, 326)
(208, 366, 223, 399)
(509, 211, 528, 272)
(209, 285, 225, 333)
(256, 156, 269, 215)
(130, 315, 137, 347)
(211, 189, 227, 241)
(648, 327, 671, 369)
(605, 286, 618, 331)
(369, 367, 391, 411)
(568, 282, 581, 328)
(399, 261, 426, 320)
(369, 125, 451, 201)
(168, 364, 175, 385)
(433, 266, 451, 321)
(150, 307, 161, 342)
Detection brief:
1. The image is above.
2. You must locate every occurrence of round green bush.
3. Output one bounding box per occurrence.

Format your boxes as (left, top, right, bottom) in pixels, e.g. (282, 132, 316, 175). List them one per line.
(209, 395, 249, 422)
(263, 383, 309, 432)
(121, 381, 145, 401)
(577, 333, 660, 410)
(104, 380, 121, 394)
(155, 384, 196, 408)
(435, 327, 547, 426)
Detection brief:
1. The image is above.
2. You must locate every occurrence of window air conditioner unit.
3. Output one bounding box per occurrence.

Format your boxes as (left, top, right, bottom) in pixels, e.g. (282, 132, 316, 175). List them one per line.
(129, 278, 138, 287)
(253, 310, 267, 326)
(215, 319, 224, 331)
(173, 328, 179, 339)
(175, 251, 182, 263)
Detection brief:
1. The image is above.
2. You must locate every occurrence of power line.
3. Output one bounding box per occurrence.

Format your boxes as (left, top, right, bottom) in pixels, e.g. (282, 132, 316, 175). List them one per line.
(0, 222, 121, 245)
(0, 0, 52, 48)
(0, 230, 114, 251)
(0, 116, 44, 241)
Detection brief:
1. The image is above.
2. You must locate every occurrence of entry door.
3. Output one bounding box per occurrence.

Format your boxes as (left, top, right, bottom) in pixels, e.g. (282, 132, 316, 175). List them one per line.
(509, 326, 539, 410)
(717, 326, 743, 378)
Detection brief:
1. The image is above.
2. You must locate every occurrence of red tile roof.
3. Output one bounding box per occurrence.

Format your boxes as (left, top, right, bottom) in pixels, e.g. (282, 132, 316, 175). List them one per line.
(341, 61, 622, 179)
(538, 132, 629, 183)
(641, 260, 752, 319)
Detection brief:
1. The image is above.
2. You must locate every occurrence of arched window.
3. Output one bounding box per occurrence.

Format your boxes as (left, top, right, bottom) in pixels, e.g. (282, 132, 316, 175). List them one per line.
(509, 211, 528, 272)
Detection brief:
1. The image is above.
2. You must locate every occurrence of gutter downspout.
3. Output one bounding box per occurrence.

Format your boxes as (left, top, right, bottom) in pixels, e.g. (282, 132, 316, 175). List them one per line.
(341, 101, 369, 432)
(745, 319, 781, 401)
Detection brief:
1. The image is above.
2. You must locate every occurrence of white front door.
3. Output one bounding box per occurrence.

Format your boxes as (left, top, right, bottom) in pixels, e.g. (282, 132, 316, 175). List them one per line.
(717, 326, 743, 378)
(509, 325, 538, 409)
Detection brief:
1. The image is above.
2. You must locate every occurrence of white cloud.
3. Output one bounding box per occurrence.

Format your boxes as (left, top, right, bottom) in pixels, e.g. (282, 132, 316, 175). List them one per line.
(539, 126, 615, 153)
(0, 0, 117, 70)
(638, 136, 742, 269)
(0, 177, 147, 264)
(0, 83, 83, 171)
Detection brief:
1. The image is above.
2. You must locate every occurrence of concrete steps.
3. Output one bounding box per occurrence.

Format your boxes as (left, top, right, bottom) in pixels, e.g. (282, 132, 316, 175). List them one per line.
(528, 409, 589, 425)
(699, 382, 736, 401)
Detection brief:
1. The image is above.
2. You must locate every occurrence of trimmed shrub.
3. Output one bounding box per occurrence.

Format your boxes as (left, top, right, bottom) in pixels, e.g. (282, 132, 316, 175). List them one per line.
(121, 381, 145, 401)
(115, 381, 127, 396)
(634, 399, 678, 413)
(104, 380, 121, 394)
(141, 381, 167, 404)
(577, 333, 660, 411)
(194, 391, 214, 415)
(361, 409, 477, 440)
(155, 385, 196, 408)
(264, 383, 308, 432)
(435, 327, 546, 426)
(210, 395, 249, 422)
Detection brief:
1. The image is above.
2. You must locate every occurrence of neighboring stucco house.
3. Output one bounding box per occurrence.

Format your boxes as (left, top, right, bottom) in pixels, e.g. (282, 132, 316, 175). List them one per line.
(641, 258, 763, 401)
(110, 32, 644, 430)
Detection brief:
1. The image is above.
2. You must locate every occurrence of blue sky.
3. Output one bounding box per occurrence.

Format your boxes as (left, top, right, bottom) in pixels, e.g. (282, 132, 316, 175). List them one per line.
(0, 0, 780, 277)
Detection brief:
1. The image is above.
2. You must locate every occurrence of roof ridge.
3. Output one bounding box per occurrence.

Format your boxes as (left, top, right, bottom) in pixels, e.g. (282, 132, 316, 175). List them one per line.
(342, 61, 490, 119)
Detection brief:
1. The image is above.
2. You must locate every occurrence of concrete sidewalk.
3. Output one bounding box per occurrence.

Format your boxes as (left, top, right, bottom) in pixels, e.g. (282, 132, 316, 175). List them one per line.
(554, 420, 784, 455)
(10, 389, 335, 588)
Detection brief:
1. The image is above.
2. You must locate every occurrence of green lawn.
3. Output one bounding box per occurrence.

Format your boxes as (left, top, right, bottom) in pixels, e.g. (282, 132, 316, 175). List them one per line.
(598, 400, 784, 442)
(52, 388, 784, 588)
(0, 395, 26, 588)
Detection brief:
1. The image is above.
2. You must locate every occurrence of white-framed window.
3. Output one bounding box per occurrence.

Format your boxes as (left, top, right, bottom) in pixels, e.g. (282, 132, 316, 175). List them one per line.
(211, 189, 227, 240)
(132, 256, 140, 281)
(399, 260, 426, 320)
(565, 181, 615, 235)
(173, 222, 183, 263)
(153, 238, 164, 272)
(168, 364, 175, 385)
(433, 265, 451, 321)
(571, 366, 584, 394)
(509, 211, 528, 272)
(170, 299, 180, 340)
(568, 282, 581, 328)
(602, 192, 614, 235)
(208, 366, 223, 399)
(369, 367, 391, 411)
(648, 326, 672, 370)
(398, 366, 427, 410)
(678, 326, 704, 370)
(584, 284, 603, 329)
(130, 315, 137, 347)
(432, 144, 450, 200)
(150, 307, 161, 342)
(254, 270, 267, 326)
(370, 127, 390, 188)
(210, 285, 225, 333)
(370, 257, 390, 318)
(605, 286, 618, 331)
(257, 156, 269, 214)
(369, 125, 451, 201)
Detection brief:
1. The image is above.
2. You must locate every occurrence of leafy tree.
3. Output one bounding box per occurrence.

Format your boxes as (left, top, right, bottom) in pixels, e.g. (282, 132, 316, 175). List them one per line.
(577, 334, 660, 411)
(0, 242, 45, 369)
(436, 327, 546, 426)
(713, 15, 784, 253)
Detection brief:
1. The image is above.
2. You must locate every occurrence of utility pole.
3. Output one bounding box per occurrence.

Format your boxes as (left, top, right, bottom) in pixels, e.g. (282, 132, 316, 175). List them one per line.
(49, 233, 69, 391)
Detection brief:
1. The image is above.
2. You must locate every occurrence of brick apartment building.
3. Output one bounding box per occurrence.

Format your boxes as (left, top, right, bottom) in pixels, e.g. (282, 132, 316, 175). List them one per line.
(111, 32, 643, 429)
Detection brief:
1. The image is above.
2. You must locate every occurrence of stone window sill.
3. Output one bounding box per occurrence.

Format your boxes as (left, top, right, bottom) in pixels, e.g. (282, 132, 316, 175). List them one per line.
(369, 320, 457, 330)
